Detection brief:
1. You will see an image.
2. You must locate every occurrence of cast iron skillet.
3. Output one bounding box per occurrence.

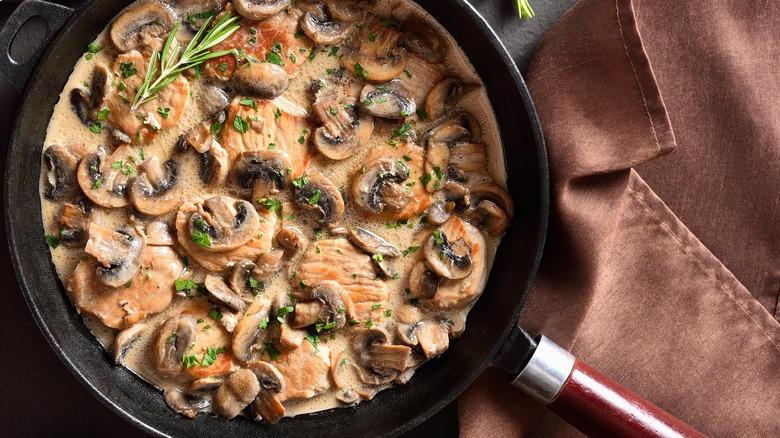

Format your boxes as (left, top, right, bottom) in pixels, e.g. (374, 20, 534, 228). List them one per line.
(2, 1, 548, 436)
(2, 1, 704, 437)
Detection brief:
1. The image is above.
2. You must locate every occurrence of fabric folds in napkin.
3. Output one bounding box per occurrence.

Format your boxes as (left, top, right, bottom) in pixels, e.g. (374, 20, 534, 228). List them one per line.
(459, 0, 780, 436)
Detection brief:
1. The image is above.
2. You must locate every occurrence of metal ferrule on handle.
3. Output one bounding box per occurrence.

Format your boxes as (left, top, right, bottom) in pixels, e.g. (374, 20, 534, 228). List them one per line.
(510, 335, 575, 404)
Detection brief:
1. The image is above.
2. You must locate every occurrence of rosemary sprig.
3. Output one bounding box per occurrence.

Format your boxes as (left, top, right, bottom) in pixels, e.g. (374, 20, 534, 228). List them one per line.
(516, 0, 535, 19)
(131, 13, 241, 111)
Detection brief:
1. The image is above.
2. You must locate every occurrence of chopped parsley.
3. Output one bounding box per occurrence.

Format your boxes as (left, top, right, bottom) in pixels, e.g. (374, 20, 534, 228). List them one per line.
(277, 306, 294, 323)
(433, 230, 444, 245)
(174, 279, 199, 291)
(266, 342, 281, 361)
(239, 97, 257, 110)
(192, 230, 211, 247)
(354, 62, 369, 80)
(233, 115, 249, 133)
(44, 234, 60, 249)
(328, 46, 340, 57)
(258, 317, 269, 330)
(305, 333, 321, 352)
(402, 245, 420, 256)
(210, 121, 222, 135)
(119, 62, 137, 78)
(372, 254, 383, 263)
(257, 198, 282, 218)
(273, 108, 282, 119)
(292, 176, 309, 189)
(157, 107, 170, 119)
(96, 108, 110, 121)
(209, 307, 223, 321)
(308, 189, 321, 205)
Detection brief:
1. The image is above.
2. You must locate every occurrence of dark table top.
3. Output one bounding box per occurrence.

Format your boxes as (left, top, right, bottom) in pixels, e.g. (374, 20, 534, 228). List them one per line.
(0, 0, 575, 435)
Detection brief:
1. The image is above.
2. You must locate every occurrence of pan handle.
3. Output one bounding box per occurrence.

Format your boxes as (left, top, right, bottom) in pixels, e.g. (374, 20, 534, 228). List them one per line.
(509, 335, 706, 438)
(0, 0, 74, 95)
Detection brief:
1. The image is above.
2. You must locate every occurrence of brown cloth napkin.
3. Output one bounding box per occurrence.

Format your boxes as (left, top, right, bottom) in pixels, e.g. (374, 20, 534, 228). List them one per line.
(459, 0, 780, 436)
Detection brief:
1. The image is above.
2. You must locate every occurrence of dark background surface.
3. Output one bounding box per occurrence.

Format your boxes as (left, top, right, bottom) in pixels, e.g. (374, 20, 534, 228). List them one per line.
(0, 0, 575, 435)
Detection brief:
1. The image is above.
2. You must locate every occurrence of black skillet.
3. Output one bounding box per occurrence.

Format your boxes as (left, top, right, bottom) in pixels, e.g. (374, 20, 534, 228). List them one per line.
(1, 1, 703, 436)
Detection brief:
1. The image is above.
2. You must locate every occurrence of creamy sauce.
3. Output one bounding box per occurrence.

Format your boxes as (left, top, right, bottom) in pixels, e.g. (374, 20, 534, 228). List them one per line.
(40, 0, 508, 422)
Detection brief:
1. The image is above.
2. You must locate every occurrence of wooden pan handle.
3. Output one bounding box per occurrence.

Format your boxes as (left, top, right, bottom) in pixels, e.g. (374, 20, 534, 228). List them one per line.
(511, 335, 706, 438)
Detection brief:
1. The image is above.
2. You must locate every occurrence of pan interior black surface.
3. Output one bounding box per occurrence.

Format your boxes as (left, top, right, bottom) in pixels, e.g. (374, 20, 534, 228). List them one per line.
(4, 1, 548, 436)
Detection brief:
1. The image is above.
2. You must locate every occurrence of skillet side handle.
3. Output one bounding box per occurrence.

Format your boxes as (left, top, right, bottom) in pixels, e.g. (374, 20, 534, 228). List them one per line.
(0, 0, 73, 95)
(512, 336, 707, 438)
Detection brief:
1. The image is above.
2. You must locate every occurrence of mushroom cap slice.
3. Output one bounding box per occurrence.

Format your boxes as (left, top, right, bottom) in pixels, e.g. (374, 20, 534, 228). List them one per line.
(199, 139, 230, 187)
(416, 321, 450, 359)
(205, 274, 248, 312)
(464, 199, 511, 237)
(296, 280, 353, 333)
(77, 145, 138, 209)
(430, 217, 489, 308)
(70, 87, 92, 126)
(348, 227, 401, 258)
(423, 141, 450, 192)
(230, 259, 261, 301)
(232, 63, 289, 99)
(233, 0, 291, 20)
(312, 92, 374, 161)
(300, 12, 354, 45)
(463, 182, 514, 218)
(408, 261, 441, 299)
(424, 228, 473, 280)
(85, 222, 146, 287)
(246, 361, 286, 424)
(129, 157, 183, 216)
(294, 173, 345, 224)
(113, 322, 146, 364)
(233, 149, 293, 194)
(360, 80, 416, 120)
(213, 369, 261, 420)
(398, 17, 446, 64)
(43, 144, 82, 200)
(425, 77, 473, 121)
(57, 199, 92, 247)
(324, 0, 364, 21)
(152, 314, 198, 377)
(189, 376, 224, 393)
(341, 17, 407, 82)
(110, 2, 175, 52)
(145, 220, 175, 246)
(198, 85, 231, 120)
(351, 327, 411, 385)
(352, 156, 411, 215)
(164, 389, 209, 419)
(232, 297, 273, 363)
(187, 195, 261, 252)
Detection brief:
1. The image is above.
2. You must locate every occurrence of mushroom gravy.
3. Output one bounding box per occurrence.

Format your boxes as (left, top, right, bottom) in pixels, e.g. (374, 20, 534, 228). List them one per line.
(40, 0, 513, 424)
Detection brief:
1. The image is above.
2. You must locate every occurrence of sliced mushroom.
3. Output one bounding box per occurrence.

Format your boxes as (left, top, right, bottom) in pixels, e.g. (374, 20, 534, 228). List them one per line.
(293, 173, 345, 224)
(312, 90, 374, 160)
(423, 228, 473, 280)
(233, 0, 291, 20)
(422, 111, 479, 148)
(428, 217, 488, 308)
(205, 274, 248, 312)
(300, 12, 354, 45)
(336, 388, 360, 404)
(324, 0, 364, 21)
(232, 297, 273, 363)
(199, 139, 230, 187)
(271, 293, 306, 350)
(129, 157, 182, 216)
(255, 249, 285, 279)
(398, 17, 446, 64)
(425, 78, 473, 121)
(291, 300, 326, 328)
(77, 145, 135, 208)
(187, 196, 261, 252)
(152, 314, 198, 377)
(360, 80, 415, 119)
(198, 85, 231, 120)
(164, 389, 209, 419)
(448, 142, 487, 181)
(352, 156, 411, 215)
(330, 348, 348, 388)
(296, 0, 327, 21)
(70, 88, 92, 126)
(213, 369, 261, 420)
(426, 180, 471, 224)
(90, 64, 111, 113)
(232, 150, 293, 195)
(84, 222, 146, 287)
(292, 281, 353, 333)
(341, 17, 407, 82)
(232, 63, 289, 99)
(352, 327, 411, 385)
(408, 261, 440, 299)
(57, 199, 92, 247)
(461, 182, 514, 217)
(423, 141, 449, 192)
(230, 259, 261, 301)
(113, 322, 146, 364)
(145, 220, 175, 246)
(110, 2, 175, 52)
(43, 144, 81, 200)
(438, 312, 466, 338)
(416, 321, 449, 358)
(348, 227, 401, 258)
(246, 361, 286, 424)
(276, 226, 309, 276)
(395, 303, 422, 346)
(190, 376, 224, 393)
